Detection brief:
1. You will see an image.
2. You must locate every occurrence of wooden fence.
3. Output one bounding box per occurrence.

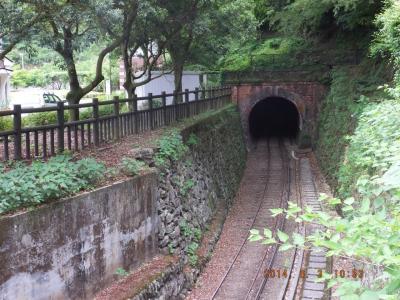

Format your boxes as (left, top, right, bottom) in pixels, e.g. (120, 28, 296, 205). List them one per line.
(0, 86, 232, 161)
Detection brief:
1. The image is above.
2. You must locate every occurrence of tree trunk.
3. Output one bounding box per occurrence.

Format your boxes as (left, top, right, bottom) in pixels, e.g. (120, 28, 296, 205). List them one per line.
(171, 54, 184, 103)
(63, 48, 82, 121)
(66, 89, 83, 121)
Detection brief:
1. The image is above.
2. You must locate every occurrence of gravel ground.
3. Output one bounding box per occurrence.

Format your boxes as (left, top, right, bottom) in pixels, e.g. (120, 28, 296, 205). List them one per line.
(186, 139, 293, 300)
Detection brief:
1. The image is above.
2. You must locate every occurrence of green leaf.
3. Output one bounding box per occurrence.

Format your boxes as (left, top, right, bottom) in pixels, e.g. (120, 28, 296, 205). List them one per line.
(270, 208, 283, 217)
(292, 233, 305, 246)
(360, 198, 370, 213)
(279, 243, 293, 251)
(360, 290, 381, 300)
(341, 294, 359, 300)
(263, 228, 272, 238)
(328, 197, 341, 206)
(327, 279, 338, 289)
(373, 197, 384, 208)
(344, 197, 355, 205)
(249, 235, 262, 242)
(386, 277, 400, 294)
(249, 229, 260, 235)
(342, 205, 354, 212)
(262, 238, 276, 245)
(277, 230, 289, 243)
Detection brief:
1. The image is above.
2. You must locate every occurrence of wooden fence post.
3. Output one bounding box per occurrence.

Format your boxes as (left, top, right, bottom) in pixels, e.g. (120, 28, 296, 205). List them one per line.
(173, 90, 178, 121)
(195, 88, 199, 115)
(148, 93, 154, 130)
(92, 98, 100, 147)
(162, 91, 167, 126)
(113, 96, 120, 140)
(13, 104, 22, 160)
(185, 89, 190, 118)
(57, 102, 65, 153)
(133, 95, 139, 134)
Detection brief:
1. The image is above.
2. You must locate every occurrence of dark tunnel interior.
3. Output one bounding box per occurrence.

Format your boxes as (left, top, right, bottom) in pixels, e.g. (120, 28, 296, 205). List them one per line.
(249, 97, 300, 139)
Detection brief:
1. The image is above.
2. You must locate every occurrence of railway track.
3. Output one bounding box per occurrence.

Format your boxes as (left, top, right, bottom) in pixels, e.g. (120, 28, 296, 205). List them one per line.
(211, 138, 291, 300)
(248, 151, 328, 300)
(186, 138, 328, 300)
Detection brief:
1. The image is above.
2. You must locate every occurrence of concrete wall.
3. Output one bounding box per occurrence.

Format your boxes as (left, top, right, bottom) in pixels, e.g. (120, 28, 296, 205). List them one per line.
(0, 171, 159, 300)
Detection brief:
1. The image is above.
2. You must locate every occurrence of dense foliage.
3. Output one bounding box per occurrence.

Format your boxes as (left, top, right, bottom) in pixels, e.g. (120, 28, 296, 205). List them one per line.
(337, 101, 400, 202)
(247, 1, 400, 298)
(0, 156, 105, 214)
(2, 0, 258, 107)
(316, 63, 389, 190)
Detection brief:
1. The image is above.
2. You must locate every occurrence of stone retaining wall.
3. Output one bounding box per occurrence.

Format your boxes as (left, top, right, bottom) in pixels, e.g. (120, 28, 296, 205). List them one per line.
(157, 106, 246, 256)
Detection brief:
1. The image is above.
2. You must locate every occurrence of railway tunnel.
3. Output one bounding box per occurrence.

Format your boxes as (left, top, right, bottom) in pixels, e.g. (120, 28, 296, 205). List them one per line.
(248, 97, 300, 140)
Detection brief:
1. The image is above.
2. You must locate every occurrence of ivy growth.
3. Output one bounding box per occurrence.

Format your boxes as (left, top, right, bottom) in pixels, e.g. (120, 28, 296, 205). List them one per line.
(187, 242, 199, 267)
(180, 179, 195, 197)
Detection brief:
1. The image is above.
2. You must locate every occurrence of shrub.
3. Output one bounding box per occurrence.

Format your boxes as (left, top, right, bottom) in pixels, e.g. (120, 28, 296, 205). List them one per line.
(155, 131, 188, 167)
(79, 108, 93, 120)
(98, 104, 114, 117)
(120, 158, 145, 176)
(0, 155, 105, 214)
(12, 68, 46, 88)
(186, 133, 199, 146)
(153, 98, 163, 108)
(187, 242, 199, 267)
(0, 116, 13, 132)
(23, 111, 58, 126)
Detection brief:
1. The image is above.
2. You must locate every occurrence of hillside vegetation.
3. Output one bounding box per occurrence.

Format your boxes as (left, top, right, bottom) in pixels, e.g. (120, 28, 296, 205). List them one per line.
(247, 1, 400, 299)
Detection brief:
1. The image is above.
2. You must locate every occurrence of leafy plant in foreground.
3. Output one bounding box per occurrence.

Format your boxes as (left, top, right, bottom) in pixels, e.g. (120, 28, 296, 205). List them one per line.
(249, 196, 400, 300)
(120, 158, 146, 176)
(0, 155, 105, 214)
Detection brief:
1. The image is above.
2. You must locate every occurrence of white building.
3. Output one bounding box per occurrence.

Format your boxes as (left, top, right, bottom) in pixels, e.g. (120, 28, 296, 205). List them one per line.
(0, 56, 13, 109)
(135, 71, 206, 103)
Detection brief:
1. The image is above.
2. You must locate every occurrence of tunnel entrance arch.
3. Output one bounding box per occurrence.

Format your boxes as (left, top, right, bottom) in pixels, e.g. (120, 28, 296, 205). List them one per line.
(235, 85, 310, 149)
(248, 97, 300, 140)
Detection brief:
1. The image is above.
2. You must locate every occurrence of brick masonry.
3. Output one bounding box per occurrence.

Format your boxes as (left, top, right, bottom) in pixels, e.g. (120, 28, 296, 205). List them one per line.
(231, 82, 326, 148)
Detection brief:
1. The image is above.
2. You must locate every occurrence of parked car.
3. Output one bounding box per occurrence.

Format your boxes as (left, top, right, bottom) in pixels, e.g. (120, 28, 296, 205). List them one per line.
(42, 93, 66, 107)
(10, 89, 67, 109)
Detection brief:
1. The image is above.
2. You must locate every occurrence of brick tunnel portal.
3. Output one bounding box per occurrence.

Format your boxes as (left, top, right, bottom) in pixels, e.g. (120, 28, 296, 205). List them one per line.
(249, 97, 300, 139)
